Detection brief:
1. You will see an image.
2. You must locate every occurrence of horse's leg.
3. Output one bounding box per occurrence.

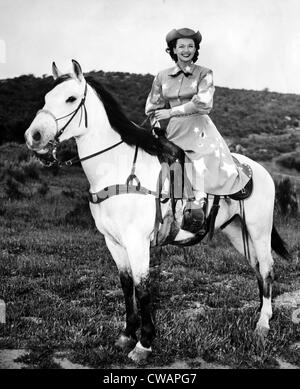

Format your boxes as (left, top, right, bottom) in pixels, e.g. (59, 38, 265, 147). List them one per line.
(116, 271, 140, 349)
(125, 238, 155, 363)
(222, 213, 274, 342)
(247, 227, 274, 340)
(222, 156, 276, 345)
(105, 237, 139, 349)
(243, 188, 275, 341)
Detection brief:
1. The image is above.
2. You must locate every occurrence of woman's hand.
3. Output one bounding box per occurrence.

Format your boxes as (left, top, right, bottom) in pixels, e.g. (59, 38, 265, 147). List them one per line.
(154, 109, 171, 121)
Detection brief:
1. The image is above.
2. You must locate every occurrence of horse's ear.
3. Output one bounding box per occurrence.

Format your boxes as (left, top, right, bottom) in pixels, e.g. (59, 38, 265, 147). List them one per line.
(72, 59, 83, 81)
(52, 62, 62, 80)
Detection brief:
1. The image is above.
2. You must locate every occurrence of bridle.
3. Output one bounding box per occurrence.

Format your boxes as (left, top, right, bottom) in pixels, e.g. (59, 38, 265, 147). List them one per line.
(34, 82, 123, 167)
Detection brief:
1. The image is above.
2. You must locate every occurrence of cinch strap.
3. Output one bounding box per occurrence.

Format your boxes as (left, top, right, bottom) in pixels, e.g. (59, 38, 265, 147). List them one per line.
(89, 184, 158, 204)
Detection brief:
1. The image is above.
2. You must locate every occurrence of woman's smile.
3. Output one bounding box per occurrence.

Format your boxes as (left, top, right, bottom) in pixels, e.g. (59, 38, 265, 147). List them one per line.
(173, 38, 196, 63)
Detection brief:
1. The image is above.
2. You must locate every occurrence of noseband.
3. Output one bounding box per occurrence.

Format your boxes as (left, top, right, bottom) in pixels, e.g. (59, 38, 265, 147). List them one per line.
(34, 82, 123, 167)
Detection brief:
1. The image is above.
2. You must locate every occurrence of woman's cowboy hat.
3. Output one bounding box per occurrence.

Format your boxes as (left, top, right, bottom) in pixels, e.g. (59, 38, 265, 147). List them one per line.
(166, 28, 202, 45)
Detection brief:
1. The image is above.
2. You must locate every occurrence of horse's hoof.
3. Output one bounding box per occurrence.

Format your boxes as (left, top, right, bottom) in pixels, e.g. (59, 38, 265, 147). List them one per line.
(115, 335, 136, 350)
(128, 341, 152, 364)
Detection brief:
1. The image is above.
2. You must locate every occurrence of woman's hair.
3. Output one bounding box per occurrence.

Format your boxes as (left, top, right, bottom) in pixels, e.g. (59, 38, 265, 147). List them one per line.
(166, 38, 200, 63)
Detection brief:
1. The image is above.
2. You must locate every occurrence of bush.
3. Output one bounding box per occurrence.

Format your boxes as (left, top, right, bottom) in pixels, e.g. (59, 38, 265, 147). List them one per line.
(4, 177, 25, 200)
(0, 158, 42, 184)
(277, 152, 300, 172)
(62, 189, 76, 198)
(19, 158, 41, 180)
(275, 177, 298, 216)
(38, 182, 50, 196)
(64, 198, 94, 228)
(0, 142, 30, 163)
(3, 164, 26, 184)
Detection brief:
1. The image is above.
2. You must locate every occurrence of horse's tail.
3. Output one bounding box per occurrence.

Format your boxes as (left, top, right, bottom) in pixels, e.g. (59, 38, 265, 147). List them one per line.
(271, 224, 292, 260)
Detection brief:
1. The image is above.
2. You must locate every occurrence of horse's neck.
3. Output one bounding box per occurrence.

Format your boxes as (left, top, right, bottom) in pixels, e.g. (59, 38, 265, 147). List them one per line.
(76, 88, 120, 157)
(74, 90, 138, 193)
(75, 86, 161, 194)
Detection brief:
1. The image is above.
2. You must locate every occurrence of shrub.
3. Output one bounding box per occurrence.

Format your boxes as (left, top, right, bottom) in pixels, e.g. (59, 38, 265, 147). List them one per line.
(0, 158, 43, 199)
(275, 177, 298, 216)
(0, 142, 30, 164)
(19, 158, 41, 180)
(4, 176, 25, 200)
(64, 197, 94, 228)
(1, 163, 26, 184)
(276, 152, 300, 172)
(38, 182, 50, 196)
(62, 189, 76, 198)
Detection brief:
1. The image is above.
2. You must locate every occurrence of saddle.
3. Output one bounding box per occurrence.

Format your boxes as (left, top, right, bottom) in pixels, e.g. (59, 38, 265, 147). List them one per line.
(229, 156, 253, 200)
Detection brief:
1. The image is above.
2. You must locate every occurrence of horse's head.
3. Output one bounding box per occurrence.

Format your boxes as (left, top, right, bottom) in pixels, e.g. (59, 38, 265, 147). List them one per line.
(25, 60, 88, 154)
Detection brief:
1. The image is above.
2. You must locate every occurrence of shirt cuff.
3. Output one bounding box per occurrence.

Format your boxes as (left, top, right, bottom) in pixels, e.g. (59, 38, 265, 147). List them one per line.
(170, 102, 197, 116)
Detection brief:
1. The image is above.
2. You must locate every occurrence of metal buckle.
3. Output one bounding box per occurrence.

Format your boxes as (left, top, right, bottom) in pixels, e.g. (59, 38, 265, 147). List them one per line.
(91, 193, 98, 203)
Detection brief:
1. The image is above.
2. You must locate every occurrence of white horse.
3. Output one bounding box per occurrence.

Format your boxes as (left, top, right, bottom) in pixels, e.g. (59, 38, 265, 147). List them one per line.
(25, 60, 290, 364)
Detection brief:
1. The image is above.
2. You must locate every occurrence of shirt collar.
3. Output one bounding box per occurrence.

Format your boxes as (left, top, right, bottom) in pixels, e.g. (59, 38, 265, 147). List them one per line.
(169, 63, 195, 77)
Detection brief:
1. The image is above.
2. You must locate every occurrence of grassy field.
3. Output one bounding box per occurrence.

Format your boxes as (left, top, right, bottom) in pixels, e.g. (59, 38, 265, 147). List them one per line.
(0, 143, 300, 369)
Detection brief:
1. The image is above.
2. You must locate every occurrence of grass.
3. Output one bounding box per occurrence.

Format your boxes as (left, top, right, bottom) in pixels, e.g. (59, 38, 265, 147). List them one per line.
(0, 146, 300, 369)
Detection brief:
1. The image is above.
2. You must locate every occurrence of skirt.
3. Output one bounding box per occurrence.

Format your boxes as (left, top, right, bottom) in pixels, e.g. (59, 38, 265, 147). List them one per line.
(166, 113, 249, 195)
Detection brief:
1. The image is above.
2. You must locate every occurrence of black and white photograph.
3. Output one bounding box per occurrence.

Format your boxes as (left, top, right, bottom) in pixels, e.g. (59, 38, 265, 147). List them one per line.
(0, 0, 300, 375)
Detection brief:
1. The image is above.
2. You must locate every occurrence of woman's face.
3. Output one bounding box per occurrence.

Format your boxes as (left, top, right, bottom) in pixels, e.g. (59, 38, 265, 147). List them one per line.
(173, 38, 196, 63)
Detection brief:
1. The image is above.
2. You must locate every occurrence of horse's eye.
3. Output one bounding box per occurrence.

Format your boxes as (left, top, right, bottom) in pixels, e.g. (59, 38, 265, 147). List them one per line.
(66, 96, 77, 103)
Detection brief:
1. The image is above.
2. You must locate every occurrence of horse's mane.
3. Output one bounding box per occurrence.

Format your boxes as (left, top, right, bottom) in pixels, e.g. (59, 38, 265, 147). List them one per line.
(85, 75, 162, 156)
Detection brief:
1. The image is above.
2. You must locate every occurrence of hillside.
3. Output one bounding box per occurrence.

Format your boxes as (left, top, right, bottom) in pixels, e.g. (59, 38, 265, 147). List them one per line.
(0, 70, 300, 163)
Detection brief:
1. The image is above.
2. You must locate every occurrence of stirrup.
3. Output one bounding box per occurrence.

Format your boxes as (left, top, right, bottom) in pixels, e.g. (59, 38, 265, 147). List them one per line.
(181, 199, 207, 234)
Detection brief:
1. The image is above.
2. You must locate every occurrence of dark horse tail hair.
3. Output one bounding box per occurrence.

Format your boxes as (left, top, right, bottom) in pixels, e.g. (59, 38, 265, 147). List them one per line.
(271, 224, 291, 260)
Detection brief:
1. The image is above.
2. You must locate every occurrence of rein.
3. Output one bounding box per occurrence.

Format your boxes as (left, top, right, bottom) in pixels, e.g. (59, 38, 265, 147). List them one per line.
(56, 140, 124, 167)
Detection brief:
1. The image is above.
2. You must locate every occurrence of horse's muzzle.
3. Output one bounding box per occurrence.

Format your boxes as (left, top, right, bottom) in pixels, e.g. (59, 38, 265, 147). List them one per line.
(24, 128, 43, 151)
(25, 116, 57, 151)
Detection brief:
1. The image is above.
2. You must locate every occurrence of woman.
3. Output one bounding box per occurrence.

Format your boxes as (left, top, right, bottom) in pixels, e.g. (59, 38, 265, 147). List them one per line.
(145, 28, 249, 232)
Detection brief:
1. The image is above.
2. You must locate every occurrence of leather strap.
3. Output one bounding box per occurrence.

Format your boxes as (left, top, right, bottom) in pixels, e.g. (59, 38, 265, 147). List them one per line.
(62, 140, 124, 167)
(89, 184, 158, 204)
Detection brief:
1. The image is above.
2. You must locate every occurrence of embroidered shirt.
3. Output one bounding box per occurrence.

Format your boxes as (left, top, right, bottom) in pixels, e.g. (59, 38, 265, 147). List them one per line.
(145, 63, 215, 123)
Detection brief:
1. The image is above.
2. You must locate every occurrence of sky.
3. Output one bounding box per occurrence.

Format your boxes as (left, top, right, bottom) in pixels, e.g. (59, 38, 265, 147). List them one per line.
(0, 0, 300, 94)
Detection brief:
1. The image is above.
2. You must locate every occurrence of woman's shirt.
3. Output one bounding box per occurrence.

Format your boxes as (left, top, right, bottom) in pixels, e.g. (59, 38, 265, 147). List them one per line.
(145, 63, 215, 124)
